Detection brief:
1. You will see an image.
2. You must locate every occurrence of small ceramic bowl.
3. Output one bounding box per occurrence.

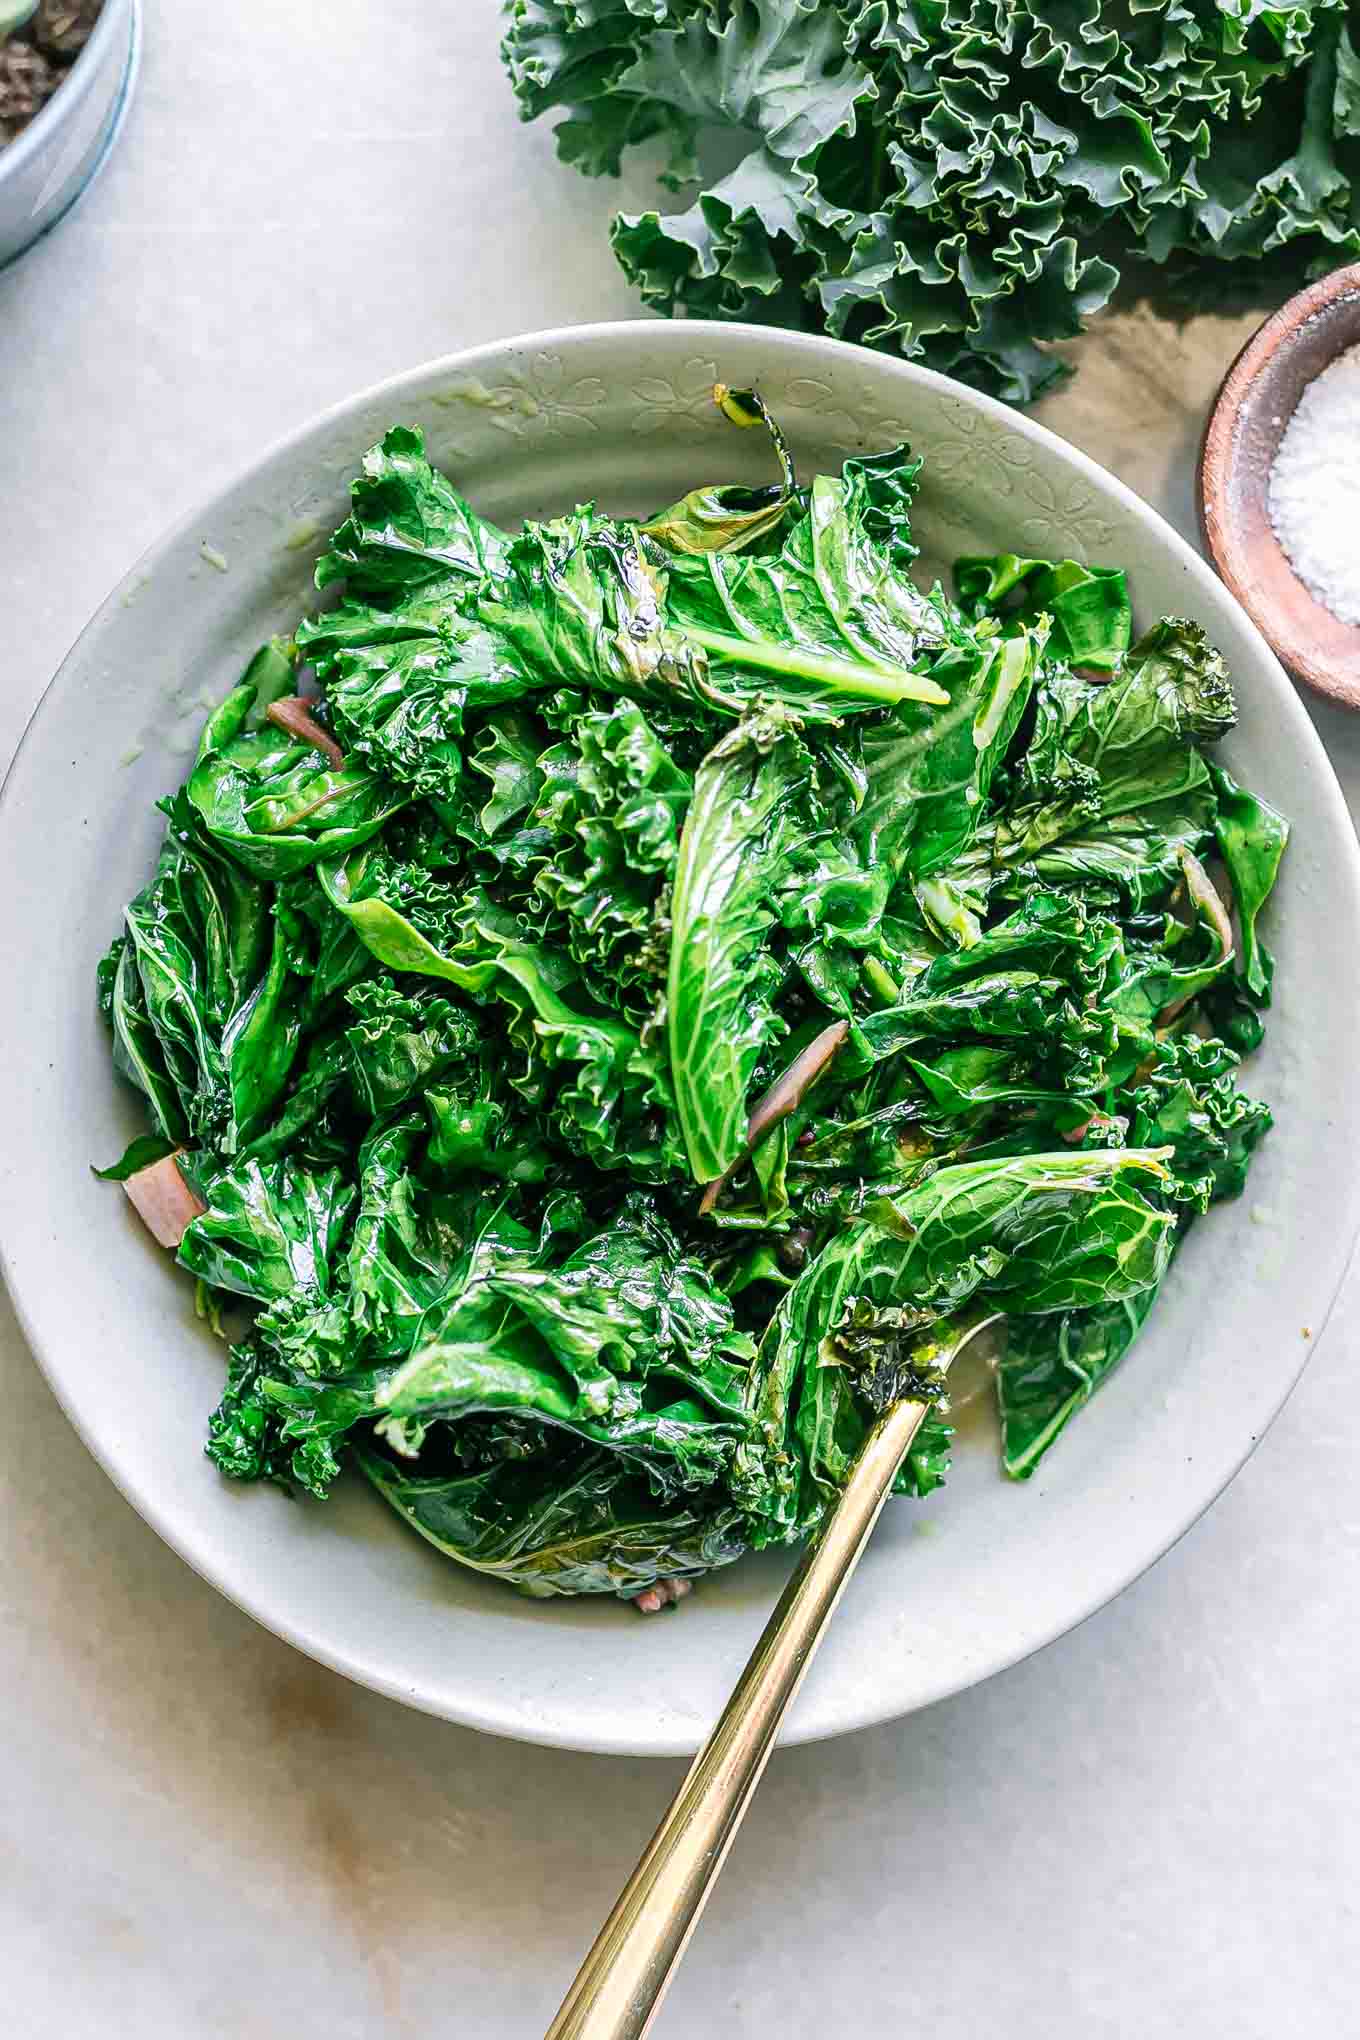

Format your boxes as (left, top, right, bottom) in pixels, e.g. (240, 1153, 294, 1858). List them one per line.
(0, 0, 140, 272)
(1199, 263, 1360, 710)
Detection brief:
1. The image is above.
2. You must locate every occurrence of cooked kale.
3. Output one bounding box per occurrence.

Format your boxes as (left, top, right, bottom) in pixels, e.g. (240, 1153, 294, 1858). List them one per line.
(97, 401, 1286, 1599)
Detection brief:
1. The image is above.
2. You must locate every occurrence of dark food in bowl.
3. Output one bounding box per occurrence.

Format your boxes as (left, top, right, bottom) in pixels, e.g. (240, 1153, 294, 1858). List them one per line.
(0, 1, 101, 146)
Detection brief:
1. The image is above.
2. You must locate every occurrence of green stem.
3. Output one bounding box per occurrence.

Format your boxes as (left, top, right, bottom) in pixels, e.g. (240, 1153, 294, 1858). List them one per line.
(862, 956, 902, 1006)
(681, 624, 949, 707)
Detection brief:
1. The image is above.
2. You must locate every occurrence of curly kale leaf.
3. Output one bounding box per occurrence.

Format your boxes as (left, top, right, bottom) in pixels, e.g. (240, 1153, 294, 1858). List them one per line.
(342, 979, 483, 1116)
(484, 490, 949, 722)
(527, 697, 691, 1007)
(955, 554, 1132, 676)
(122, 805, 355, 1157)
(119, 802, 308, 1153)
(101, 932, 192, 1146)
(852, 626, 1041, 910)
(186, 681, 409, 880)
(206, 1338, 320, 1490)
(840, 891, 1122, 1110)
(98, 419, 1292, 1580)
(657, 451, 952, 714)
(1125, 1036, 1273, 1217)
(481, 507, 715, 708)
(253, 1199, 755, 1503)
(1211, 763, 1290, 1003)
(177, 1157, 356, 1305)
(821, 1296, 949, 1418)
(313, 611, 529, 814)
(425, 1077, 552, 1186)
(313, 424, 515, 599)
(735, 1149, 1173, 1543)
(997, 1039, 1274, 1473)
(356, 1443, 747, 1599)
(667, 708, 811, 1185)
(320, 853, 684, 1177)
(504, 1, 1360, 402)
(852, 968, 1114, 1097)
(970, 619, 1236, 910)
(997, 1291, 1160, 1482)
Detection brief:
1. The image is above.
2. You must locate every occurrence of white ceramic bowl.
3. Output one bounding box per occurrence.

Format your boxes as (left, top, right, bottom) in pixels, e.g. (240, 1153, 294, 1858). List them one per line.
(3, 322, 1357, 1755)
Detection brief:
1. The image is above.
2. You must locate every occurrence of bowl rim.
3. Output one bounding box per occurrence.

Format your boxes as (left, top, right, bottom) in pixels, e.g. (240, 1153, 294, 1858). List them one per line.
(1198, 261, 1360, 710)
(5, 317, 1359, 1754)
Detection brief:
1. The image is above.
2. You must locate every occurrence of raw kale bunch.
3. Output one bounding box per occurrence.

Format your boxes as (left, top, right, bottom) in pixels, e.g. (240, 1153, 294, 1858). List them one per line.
(501, 0, 1360, 402)
(97, 395, 1287, 1598)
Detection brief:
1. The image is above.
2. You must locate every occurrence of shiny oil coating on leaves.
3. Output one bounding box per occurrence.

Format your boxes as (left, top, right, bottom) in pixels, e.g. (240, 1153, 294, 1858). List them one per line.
(668, 708, 810, 1184)
(96, 409, 1287, 1597)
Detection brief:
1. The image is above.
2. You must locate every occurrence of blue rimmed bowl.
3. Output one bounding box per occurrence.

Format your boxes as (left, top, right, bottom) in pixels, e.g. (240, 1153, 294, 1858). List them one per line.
(0, 0, 139, 272)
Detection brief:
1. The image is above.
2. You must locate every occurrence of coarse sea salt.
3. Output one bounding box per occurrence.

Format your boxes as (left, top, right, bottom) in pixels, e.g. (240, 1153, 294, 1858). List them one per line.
(1267, 344, 1360, 627)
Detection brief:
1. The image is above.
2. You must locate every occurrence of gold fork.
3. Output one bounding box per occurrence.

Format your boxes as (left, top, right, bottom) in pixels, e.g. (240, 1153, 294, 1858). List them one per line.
(544, 1310, 999, 2040)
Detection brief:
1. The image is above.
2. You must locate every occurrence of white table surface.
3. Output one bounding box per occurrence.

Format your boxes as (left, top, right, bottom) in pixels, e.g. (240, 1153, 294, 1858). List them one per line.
(3, 6, 1357, 2034)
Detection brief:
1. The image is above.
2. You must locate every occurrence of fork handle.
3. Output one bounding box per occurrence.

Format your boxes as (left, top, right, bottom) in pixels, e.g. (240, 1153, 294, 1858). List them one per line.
(543, 1394, 931, 2040)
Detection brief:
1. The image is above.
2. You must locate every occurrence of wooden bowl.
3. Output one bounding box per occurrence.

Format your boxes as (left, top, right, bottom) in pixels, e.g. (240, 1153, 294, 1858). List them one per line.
(1199, 263, 1360, 710)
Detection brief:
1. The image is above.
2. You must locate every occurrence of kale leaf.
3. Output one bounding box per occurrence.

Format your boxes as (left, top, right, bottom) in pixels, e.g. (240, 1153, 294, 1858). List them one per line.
(503, 1, 1360, 404)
